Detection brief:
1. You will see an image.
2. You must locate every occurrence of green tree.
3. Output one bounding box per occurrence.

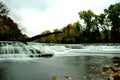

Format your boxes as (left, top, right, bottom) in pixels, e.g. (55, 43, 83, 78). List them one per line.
(62, 24, 76, 43)
(78, 10, 95, 32)
(40, 30, 51, 42)
(73, 21, 82, 43)
(41, 30, 51, 34)
(52, 29, 62, 43)
(104, 2, 120, 42)
(78, 10, 99, 42)
(97, 13, 111, 42)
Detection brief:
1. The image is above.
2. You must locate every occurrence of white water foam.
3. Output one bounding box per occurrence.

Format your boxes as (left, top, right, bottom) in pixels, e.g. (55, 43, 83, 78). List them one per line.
(0, 42, 120, 58)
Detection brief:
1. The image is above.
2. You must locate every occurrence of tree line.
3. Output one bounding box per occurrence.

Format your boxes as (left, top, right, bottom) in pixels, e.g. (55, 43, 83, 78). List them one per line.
(35, 2, 120, 43)
(0, 1, 120, 43)
(0, 1, 28, 41)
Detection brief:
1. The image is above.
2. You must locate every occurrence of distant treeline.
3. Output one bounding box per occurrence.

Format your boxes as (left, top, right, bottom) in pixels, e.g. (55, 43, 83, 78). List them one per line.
(0, 1, 120, 43)
(35, 2, 120, 43)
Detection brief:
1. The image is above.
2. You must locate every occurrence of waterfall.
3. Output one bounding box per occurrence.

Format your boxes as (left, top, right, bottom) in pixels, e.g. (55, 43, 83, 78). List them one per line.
(0, 41, 31, 58)
(0, 41, 54, 58)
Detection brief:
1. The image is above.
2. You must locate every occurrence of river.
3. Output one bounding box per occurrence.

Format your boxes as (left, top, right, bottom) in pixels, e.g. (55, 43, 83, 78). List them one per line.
(0, 42, 120, 80)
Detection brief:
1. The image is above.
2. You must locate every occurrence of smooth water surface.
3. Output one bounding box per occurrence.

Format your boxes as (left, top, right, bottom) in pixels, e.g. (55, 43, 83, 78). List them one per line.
(0, 43, 120, 80)
(0, 55, 120, 80)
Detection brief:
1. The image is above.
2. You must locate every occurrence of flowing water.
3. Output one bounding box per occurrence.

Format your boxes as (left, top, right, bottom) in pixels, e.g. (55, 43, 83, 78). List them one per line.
(0, 41, 120, 80)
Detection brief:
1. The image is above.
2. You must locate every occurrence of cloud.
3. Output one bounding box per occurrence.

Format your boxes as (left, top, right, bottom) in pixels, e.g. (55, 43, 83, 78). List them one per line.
(0, 0, 120, 37)
(2, 0, 59, 11)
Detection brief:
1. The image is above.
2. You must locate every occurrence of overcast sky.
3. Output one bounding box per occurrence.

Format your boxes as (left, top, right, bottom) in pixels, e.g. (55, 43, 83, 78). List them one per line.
(1, 0, 120, 37)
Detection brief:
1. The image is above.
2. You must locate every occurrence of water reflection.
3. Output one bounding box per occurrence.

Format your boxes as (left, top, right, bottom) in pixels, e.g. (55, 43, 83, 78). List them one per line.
(0, 56, 120, 80)
(0, 65, 7, 80)
(62, 56, 108, 80)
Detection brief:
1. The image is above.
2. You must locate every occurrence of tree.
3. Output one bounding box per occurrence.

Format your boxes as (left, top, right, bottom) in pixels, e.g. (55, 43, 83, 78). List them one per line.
(0, 16, 27, 40)
(40, 30, 51, 42)
(104, 2, 120, 42)
(97, 13, 111, 42)
(41, 30, 51, 34)
(73, 21, 82, 43)
(78, 10, 99, 42)
(0, 1, 27, 40)
(78, 10, 95, 32)
(90, 15, 101, 42)
(0, 1, 9, 16)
